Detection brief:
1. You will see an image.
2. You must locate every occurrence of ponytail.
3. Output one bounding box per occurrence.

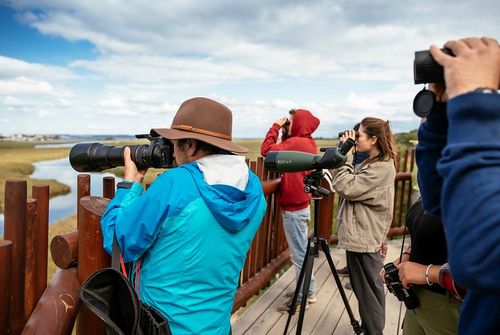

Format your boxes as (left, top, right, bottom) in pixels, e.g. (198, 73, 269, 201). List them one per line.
(360, 117, 399, 167)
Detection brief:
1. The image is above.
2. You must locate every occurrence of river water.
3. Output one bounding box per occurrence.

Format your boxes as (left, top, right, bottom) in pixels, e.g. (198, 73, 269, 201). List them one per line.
(0, 157, 120, 235)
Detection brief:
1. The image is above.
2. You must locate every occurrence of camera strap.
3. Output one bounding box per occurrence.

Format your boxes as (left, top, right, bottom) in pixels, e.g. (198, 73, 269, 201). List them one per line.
(398, 225, 407, 264)
(113, 234, 142, 294)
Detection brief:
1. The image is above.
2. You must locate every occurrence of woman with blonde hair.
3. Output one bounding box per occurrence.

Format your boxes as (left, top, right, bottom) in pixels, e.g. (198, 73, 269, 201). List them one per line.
(331, 117, 398, 335)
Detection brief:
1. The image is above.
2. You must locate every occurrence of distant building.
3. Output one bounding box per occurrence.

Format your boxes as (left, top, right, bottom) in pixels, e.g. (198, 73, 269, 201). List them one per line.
(0, 134, 61, 142)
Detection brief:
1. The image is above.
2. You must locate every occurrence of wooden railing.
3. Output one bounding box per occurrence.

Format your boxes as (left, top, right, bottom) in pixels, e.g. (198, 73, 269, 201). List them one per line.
(0, 149, 415, 334)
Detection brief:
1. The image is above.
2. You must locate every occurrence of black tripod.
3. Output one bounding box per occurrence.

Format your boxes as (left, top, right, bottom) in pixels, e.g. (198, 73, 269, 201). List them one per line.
(283, 170, 364, 335)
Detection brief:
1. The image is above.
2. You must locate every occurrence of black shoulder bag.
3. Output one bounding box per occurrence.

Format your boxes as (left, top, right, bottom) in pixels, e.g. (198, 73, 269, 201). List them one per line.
(80, 235, 172, 335)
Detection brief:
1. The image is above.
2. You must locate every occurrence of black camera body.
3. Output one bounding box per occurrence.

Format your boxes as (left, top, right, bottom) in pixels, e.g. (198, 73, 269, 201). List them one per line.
(383, 262, 420, 310)
(69, 133, 174, 172)
(414, 48, 454, 84)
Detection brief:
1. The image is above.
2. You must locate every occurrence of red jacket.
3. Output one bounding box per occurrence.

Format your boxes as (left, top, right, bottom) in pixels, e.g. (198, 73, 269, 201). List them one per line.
(261, 109, 320, 210)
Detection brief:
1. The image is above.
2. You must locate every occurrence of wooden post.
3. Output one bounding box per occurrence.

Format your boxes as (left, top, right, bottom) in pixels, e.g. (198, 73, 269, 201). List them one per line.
(77, 174, 90, 229)
(50, 230, 79, 269)
(103, 176, 115, 199)
(21, 268, 80, 335)
(24, 199, 38, 321)
(76, 196, 110, 335)
(0, 240, 13, 335)
(4, 179, 27, 334)
(32, 185, 49, 304)
(318, 190, 334, 241)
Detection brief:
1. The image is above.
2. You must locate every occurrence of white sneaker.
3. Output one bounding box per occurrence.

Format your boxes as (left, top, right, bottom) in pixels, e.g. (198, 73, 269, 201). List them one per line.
(277, 297, 310, 313)
(284, 291, 318, 303)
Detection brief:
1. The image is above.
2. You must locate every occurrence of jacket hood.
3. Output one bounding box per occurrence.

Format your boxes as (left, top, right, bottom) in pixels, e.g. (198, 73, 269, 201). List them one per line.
(181, 159, 264, 233)
(291, 109, 320, 138)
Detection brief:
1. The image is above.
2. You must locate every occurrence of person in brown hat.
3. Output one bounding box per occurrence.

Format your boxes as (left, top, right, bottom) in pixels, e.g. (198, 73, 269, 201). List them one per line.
(101, 97, 267, 335)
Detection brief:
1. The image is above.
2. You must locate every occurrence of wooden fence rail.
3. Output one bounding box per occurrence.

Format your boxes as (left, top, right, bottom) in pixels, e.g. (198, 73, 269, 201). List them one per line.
(0, 149, 415, 334)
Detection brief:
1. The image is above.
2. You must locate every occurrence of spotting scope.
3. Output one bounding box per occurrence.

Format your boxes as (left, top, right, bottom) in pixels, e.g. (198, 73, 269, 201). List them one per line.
(264, 138, 355, 172)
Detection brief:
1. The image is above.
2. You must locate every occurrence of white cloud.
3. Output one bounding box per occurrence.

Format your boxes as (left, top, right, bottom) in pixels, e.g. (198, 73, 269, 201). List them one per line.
(0, 76, 55, 95)
(99, 96, 127, 109)
(0, 56, 77, 80)
(37, 109, 56, 118)
(3, 96, 24, 106)
(1, 0, 498, 135)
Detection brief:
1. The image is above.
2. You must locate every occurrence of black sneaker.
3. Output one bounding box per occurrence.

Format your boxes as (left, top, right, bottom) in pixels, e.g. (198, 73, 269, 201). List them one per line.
(337, 266, 350, 277)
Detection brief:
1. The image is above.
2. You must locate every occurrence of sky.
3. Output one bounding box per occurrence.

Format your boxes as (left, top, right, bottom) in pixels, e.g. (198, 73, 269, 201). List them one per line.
(0, 1, 498, 138)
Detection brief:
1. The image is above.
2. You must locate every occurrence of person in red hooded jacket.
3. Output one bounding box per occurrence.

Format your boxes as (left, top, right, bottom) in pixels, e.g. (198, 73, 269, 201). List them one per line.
(261, 108, 320, 312)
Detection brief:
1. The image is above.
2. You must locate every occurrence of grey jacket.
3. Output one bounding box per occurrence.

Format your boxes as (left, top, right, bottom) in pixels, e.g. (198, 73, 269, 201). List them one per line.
(331, 154, 396, 253)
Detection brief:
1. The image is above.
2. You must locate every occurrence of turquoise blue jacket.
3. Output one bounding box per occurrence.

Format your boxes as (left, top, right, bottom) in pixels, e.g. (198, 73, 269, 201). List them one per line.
(101, 162, 267, 334)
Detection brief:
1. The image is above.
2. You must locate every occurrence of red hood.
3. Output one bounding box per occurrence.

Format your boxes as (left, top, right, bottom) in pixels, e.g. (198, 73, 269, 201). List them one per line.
(291, 109, 320, 138)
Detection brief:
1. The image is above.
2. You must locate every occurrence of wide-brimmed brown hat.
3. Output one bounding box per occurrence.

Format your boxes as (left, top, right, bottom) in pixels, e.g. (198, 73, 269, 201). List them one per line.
(151, 97, 248, 153)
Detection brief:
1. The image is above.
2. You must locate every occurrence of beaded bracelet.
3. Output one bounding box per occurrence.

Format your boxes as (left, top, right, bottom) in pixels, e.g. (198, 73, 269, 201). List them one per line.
(425, 264, 433, 286)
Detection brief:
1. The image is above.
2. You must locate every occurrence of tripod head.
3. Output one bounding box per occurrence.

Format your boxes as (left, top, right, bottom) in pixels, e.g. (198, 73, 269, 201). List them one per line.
(304, 169, 331, 198)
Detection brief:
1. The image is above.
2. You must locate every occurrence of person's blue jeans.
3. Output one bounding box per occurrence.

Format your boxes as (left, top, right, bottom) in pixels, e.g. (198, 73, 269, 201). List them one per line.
(282, 207, 315, 296)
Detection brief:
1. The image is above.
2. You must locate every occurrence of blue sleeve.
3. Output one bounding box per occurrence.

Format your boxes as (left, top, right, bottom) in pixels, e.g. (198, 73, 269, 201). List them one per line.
(415, 102, 447, 215)
(101, 168, 194, 262)
(437, 92, 500, 295)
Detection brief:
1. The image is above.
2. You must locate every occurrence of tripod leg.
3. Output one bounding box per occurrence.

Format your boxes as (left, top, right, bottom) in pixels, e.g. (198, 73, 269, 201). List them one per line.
(295, 241, 315, 335)
(319, 239, 365, 335)
(283, 238, 315, 335)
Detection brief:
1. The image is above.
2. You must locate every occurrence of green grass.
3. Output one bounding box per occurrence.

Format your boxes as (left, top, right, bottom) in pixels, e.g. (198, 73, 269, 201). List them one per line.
(47, 214, 77, 280)
(0, 142, 71, 213)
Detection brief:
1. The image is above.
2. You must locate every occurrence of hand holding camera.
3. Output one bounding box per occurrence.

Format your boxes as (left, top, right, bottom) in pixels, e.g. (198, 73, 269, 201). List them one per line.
(383, 263, 420, 309)
(413, 37, 499, 117)
(124, 147, 149, 183)
(430, 37, 500, 99)
(396, 262, 435, 288)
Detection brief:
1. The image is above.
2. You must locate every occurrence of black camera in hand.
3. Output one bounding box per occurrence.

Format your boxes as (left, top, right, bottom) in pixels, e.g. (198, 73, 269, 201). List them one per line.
(383, 262, 420, 309)
(414, 48, 454, 84)
(413, 48, 454, 118)
(69, 132, 174, 172)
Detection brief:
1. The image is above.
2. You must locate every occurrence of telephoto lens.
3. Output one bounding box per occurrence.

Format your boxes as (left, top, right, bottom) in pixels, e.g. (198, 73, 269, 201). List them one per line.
(69, 143, 148, 172)
(69, 137, 174, 172)
(414, 48, 454, 84)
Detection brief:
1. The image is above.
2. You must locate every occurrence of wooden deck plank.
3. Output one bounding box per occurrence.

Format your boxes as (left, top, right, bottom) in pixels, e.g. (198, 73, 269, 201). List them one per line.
(232, 239, 407, 335)
(269, 252, 333, 335)
(306, 266, 354, 334)
(385, 292, 405, 335)
(288, 249, 350, 335)
(231, 265, 295, 334)
(329, 288, 360, 335)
